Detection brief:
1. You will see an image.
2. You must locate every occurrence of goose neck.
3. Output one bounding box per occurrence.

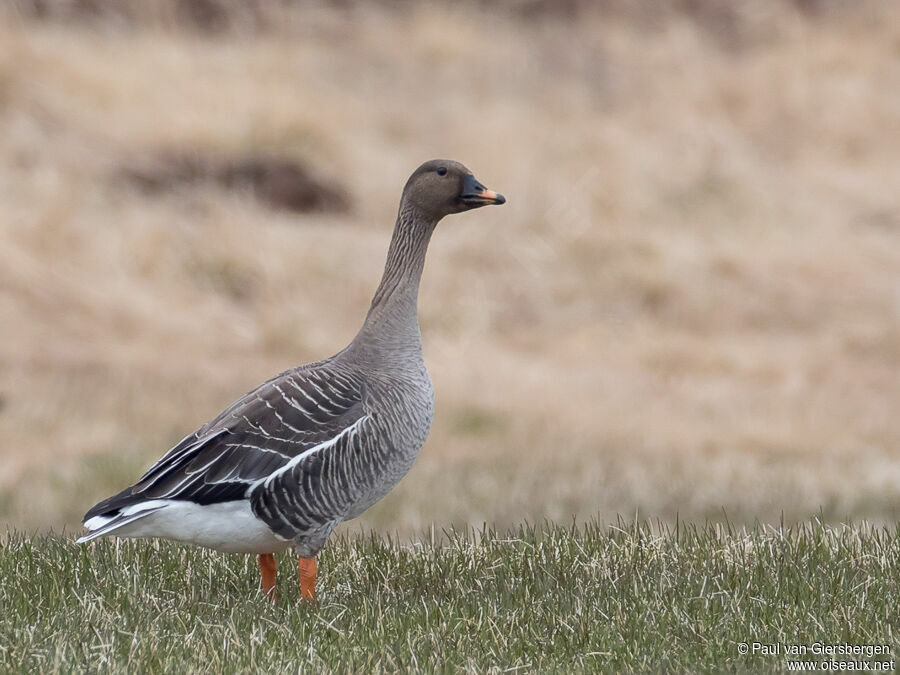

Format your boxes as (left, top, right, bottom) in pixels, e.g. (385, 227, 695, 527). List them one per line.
(356, 203, 437, 350)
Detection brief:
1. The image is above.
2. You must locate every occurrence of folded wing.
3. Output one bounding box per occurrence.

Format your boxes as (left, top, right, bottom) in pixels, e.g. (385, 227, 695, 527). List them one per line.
(82, 362, 366, 522)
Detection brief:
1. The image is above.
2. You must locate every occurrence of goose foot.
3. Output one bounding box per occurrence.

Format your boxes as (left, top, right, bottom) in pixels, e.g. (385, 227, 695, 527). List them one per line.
(298, 556, 317, 602)
(258, 553, 277, 602)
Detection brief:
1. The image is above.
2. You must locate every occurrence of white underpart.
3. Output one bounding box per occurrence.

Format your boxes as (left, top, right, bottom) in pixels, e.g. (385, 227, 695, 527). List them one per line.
(79, 500, 292, 554)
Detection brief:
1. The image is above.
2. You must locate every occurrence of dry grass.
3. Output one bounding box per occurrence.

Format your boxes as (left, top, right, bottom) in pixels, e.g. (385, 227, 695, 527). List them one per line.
(1, 1, 899, 534)
(4, 522, 899, 672)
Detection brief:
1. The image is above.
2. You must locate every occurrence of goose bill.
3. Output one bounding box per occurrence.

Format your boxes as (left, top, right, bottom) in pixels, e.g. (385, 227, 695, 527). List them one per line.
(458, 174, 506, 206)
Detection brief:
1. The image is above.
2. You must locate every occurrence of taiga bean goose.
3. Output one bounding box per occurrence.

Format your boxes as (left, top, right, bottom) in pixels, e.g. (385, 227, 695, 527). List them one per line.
(77, 159, 505, 601)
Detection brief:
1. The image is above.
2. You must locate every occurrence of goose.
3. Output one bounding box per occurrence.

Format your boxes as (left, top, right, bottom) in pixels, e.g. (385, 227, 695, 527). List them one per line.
(77, 159, 505, 601)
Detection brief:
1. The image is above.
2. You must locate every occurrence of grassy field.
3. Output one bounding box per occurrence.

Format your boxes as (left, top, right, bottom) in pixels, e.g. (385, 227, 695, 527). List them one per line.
(2, 521, 897, 672)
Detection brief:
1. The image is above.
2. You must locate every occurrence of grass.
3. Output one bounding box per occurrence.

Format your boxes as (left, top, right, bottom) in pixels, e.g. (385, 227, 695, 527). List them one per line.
(2, 520, 898, 672)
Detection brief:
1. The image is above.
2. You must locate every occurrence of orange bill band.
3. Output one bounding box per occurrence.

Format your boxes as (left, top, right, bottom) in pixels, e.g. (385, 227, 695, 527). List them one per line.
(475, 188, 505, 204)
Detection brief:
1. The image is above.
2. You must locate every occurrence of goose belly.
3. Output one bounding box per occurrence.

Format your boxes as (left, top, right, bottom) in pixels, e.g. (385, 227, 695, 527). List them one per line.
(342, 377, 434, 521)
(111, 500, 292, 554)
(342, 426, 427, 521)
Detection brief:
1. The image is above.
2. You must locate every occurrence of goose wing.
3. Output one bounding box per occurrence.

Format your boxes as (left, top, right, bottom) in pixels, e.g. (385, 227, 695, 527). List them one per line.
(83, 362, 366, 520)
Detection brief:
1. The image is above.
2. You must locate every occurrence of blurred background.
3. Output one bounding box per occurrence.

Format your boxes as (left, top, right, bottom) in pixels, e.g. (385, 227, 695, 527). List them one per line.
(1, 0, 898, 535)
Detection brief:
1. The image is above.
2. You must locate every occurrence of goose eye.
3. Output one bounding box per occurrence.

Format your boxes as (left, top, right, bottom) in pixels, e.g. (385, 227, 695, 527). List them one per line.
(436, 167, 448, 176)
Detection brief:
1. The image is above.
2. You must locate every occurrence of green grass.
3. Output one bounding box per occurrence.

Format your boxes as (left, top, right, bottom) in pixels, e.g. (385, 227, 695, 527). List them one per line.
(2, 520, 898, 673)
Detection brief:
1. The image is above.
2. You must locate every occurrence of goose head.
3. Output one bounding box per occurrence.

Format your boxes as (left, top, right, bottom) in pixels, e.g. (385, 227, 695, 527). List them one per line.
(402, 159, 505, 220)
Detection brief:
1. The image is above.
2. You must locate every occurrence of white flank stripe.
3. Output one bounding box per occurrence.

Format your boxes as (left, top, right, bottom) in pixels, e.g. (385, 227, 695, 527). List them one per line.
(258, 416, 368, 489)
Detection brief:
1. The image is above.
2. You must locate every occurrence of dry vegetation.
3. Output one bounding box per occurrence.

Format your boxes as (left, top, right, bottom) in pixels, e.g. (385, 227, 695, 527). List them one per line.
(1, 1, 899, 534)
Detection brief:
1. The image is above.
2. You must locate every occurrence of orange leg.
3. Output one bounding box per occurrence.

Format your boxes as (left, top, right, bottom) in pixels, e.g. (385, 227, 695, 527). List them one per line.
(258, 553, 277, 601)
(298, 556, 317, 602)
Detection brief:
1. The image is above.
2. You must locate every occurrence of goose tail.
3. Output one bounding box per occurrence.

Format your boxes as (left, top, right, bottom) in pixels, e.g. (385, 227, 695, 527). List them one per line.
(76, 502, 167, 544)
